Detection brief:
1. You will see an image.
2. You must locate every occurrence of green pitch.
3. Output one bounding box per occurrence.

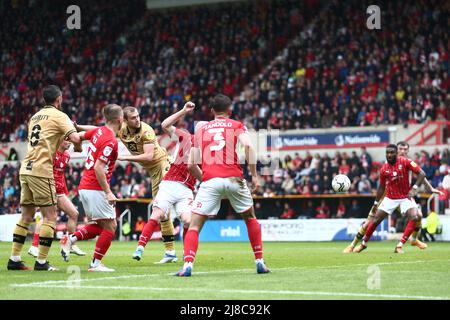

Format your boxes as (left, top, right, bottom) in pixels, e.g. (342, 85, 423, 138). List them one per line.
(0, 241, 449, 300)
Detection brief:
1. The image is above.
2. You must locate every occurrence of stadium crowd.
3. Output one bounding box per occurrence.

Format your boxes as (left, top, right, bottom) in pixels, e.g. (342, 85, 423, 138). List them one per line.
(1, 147, 450, 218)
(1, 0, 448, 143)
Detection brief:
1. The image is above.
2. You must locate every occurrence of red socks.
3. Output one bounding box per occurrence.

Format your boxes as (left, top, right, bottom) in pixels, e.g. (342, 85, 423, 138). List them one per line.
(73, 223, 103, 241)
(183, 229, 199, 263)
(245, 218, 263, 259)
(363, 221, 377, 242)
(138, 219, 158, 247)
(94, 229, 114, 260)
(401, 220, 417, 244)
(32, 233, 39, 247)
(183, 225, 189, 244)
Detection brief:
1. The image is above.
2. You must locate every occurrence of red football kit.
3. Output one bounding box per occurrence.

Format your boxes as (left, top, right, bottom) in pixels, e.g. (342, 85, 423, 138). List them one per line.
(54, 150, 70, 195)
(379, 156, 421, 199)
(194, 117, 247, 181)
(163, 128, 196, 190)
(79, 126, 118, 191)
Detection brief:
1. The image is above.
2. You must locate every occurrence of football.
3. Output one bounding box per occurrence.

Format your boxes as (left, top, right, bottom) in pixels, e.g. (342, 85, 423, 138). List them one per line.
(332, 174, 351, 193)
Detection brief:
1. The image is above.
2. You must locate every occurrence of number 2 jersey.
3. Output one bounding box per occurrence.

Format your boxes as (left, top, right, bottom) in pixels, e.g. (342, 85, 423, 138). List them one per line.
(79, 126, 118, 191)
(194, 117, 247, 182)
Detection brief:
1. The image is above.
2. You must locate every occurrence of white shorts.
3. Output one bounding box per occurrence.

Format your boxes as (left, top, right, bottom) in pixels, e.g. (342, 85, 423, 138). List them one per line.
(79, 189, 116, 220)
(192, 177, 253, 216)
(378, 197, 417, 215)
(153, 181, 194, 219)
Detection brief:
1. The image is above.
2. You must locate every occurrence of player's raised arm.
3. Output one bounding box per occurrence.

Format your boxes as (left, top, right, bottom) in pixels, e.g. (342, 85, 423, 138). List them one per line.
(423, 177, 445, 196)
(238, 130, 260, 193)
(161, 101, 195, 136)
(74, 122, 99, 132)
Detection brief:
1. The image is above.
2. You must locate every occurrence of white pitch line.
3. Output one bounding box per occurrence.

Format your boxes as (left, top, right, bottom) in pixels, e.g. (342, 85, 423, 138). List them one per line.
(10, 274, 160, 287)
(9, 259, 450, 287)
(9, 284, 449, 300)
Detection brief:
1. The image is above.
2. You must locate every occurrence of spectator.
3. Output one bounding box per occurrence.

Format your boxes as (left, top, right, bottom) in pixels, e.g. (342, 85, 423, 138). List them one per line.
(281, 172, 295, 195)
(335, 200, 346, 218)
(134, 216, 145, 240)
(347, 200, 361, 218)
(280, 203, 296, 219)
(422, 160, 435, 181)
(421, 211, 441, 242)
(315, 200, 330, 219)
(122, 220, 131, 241)
(299, 200, 315, 219)
(360, 147, 372, 175)
(357, 174, 372, 194)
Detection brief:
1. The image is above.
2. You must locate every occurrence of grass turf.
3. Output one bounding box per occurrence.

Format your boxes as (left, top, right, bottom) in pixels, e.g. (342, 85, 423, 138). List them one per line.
(0, 240, 449, 300)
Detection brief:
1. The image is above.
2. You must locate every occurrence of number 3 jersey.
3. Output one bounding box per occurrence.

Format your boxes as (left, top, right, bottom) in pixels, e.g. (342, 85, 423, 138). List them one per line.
(20, 105, 76, 179)
(79, 126, 118, 191)
(194, 117, 248, 182)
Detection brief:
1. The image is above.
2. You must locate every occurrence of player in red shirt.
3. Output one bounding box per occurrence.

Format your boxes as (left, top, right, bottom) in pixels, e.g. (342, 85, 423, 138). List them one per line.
(28, 140, 86, 257)
(343, 141, 443, 253)
(131, 102, 207, 261)
(354, 144, 428, 253)
(60, 104, 123, 272)
(176, 94, 270, 277)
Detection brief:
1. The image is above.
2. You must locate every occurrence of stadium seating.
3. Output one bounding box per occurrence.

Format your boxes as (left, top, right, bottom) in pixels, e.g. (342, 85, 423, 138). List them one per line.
(1, 0, 447, 141)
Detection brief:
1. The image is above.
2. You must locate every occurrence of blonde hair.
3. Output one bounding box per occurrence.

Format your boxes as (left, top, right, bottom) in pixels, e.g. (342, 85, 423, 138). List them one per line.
(103, 104, 123, 122)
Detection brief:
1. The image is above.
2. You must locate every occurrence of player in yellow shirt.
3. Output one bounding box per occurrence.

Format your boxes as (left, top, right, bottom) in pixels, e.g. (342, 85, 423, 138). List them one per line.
(76, 106, 177, 263)
(7, 85, 84, 271)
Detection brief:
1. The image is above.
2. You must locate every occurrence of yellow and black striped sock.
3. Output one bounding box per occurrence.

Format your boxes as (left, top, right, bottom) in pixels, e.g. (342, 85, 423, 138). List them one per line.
(351, 225, 367, 247)
(160, 210, 175, 252)
(37, 221, 56, 261)
(11, 218, 31, 257)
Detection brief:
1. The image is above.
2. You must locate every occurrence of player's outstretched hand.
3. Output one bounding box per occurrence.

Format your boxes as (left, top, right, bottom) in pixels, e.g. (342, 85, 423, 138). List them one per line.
(430, 188, 445, 196)
(183, 101, 195, 114)
(106, 191, 117, 206)
(251, 176, 260, 193)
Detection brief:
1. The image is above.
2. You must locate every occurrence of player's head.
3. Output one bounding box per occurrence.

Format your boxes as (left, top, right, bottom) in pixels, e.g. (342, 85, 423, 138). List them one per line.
(43, 85, 62, 109)
(103, 104, 124, 130)
(123, 106, 140, 128)
(211, 94, 232, 117)
(386, 144, 398, 165)
(397, 141, 409, 157)
(59, 139, 71, 151)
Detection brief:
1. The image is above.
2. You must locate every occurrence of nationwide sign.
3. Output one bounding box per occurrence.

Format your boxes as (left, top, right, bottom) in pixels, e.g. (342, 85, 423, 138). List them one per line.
(267, 131, 389, 150)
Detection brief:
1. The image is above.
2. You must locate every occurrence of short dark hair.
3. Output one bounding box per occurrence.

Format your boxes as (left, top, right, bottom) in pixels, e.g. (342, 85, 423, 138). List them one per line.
(43, 85, 62, 104)
(211, 94, 232, 113)
(397, 141, 409, 148)
(386, 144, 398, 151)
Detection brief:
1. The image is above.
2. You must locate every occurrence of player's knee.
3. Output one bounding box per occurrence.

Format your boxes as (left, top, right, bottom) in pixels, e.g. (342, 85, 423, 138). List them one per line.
(21, 214, 34, 224)
(182, 214, 191, 225)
